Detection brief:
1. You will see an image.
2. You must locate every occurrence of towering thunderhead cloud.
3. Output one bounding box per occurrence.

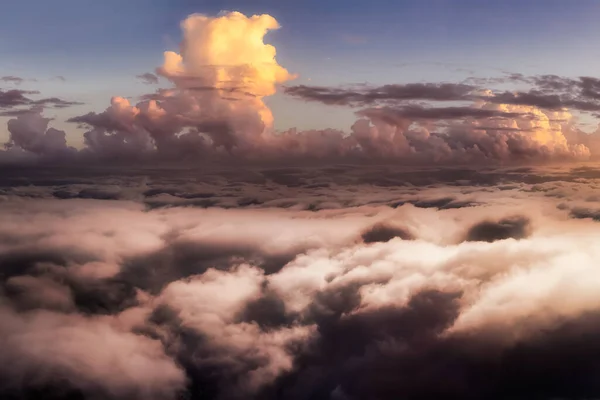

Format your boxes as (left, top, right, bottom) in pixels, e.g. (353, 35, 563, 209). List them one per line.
(157, 11, 294, 130)
(70, 12, 294, 159)
(159, 12, 293, 97)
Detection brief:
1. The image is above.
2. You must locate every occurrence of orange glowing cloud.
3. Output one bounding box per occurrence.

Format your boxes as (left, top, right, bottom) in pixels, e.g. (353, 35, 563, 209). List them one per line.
(158, 11, 295, 129)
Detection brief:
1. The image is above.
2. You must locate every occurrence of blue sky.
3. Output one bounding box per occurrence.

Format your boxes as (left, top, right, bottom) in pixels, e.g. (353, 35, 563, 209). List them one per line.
(2, 0, 600, 145)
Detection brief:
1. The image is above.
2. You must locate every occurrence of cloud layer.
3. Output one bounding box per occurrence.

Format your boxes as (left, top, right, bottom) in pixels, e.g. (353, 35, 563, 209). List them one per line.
(1, 165, 600, 398)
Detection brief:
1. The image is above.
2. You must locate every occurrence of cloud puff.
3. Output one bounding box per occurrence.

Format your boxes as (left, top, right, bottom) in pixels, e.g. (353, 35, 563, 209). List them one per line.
(0, 305, 186, 399)
(344, 104, 590, 163)
(155, 265, 315, 395)
(5, 110, 76, 157)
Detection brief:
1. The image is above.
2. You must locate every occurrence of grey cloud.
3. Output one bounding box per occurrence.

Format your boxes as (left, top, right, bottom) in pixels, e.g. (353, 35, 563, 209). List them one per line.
(488, 90, 600, 112)
(0, 89, 38, 108)
(136, 72, 159, 85)
(483, 75, 600, 113)
(357, 105, 530, 121)
(67, 111, 128, 131)
(6, 111, 77, 157)
(285, 83, 476, 106)
(0, 108, 38, 117)
(0, 89, 81, 110)
(579, 76, 600, 100)
(0, 76, 24, 85)
(285, 75, 600, 117)
(33, 97, 84, 108)
(531, 74, 577, 91)
(408, 196, 478, 210)
(569, 207, 600, 221)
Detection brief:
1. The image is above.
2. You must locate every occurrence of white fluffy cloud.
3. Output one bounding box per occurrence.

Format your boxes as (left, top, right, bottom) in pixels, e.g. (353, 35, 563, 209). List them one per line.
(0, 304, 186, 399)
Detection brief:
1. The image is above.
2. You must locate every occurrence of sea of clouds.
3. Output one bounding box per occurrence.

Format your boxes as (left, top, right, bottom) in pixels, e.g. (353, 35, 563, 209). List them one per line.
(1, 164, 600, 399)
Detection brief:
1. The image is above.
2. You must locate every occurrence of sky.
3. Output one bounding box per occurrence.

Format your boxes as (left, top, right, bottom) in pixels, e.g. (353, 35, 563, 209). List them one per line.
(2, 0, 600, 148)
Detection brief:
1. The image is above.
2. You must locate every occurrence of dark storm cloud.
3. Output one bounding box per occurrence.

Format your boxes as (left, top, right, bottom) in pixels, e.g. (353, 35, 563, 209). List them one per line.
(284, 83, 476, 106)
